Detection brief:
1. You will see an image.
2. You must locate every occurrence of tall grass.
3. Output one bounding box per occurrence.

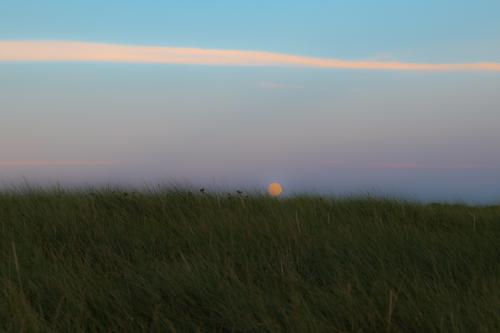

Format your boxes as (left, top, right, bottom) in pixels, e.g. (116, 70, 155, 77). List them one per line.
(0, 188, 499, 332)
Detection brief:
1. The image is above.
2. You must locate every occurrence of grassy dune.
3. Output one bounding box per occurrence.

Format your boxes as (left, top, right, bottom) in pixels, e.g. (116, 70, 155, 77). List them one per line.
(0, 188, 499, 332)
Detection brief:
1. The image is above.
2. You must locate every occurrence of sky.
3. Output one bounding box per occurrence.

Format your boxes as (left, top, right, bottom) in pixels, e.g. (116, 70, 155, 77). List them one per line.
(1, 0, 500, 203)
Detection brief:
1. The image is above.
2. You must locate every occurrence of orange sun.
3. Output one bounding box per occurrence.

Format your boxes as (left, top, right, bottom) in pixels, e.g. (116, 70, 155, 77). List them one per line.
(267, 182, 283, 197)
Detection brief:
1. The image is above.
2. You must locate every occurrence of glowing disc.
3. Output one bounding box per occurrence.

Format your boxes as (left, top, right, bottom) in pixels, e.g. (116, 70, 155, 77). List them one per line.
(267, 182, 283, 197)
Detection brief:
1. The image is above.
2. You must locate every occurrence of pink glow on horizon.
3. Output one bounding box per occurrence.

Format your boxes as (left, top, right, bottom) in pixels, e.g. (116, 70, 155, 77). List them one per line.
(374, 163, 422, 169)
(1, 40, 500, 71)
(0, 160, 115, 167)
(321, 162, 496, 170)
(370, 163, 496, 170)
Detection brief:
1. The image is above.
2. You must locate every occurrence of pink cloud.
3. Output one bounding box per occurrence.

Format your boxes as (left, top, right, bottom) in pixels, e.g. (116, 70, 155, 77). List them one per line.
(444, 163, 495, 170)
(324, 161, 496, 170)
(370, 162, 496, 170)
(0, 160, 115, 167)
(1, 40, 500, 71)
(259, 82, 303, 90)
(373, 163, 422, 169)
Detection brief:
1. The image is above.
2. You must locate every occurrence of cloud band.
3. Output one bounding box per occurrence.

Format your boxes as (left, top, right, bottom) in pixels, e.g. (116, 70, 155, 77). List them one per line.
(0, 160, 115, 167)
(1, 40, 500, 71)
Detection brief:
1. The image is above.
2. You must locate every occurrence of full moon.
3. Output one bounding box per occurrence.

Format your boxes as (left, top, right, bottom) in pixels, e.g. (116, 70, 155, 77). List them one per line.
(267, 182, 283, 197)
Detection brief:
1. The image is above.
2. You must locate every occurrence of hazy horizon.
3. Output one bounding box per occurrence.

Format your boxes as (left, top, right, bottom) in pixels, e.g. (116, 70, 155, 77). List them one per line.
(1, 1, 500, 203)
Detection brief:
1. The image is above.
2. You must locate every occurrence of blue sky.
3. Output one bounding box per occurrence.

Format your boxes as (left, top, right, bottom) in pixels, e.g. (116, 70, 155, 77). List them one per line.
(1, 1, 500, 202)
(2, 0, 500, 60)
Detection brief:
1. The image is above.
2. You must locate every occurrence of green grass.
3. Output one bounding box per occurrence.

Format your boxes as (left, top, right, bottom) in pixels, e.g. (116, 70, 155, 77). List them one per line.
(0, 188, 499, 332)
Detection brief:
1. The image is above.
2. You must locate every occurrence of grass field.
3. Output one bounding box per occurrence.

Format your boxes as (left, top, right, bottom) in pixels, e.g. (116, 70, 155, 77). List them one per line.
(0, 188, 499, 332)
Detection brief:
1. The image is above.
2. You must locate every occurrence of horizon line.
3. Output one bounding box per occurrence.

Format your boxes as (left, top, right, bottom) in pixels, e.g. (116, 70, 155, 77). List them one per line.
(1, 40, 500, 71)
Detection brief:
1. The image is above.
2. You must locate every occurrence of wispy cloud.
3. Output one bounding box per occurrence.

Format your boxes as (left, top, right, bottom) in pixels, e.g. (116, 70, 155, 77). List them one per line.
(323, 161, 496, 170)
(1, 40, 500, 71)
(0, 160, 115, 167)
(259, 81, 303, 90)
(442, 163, 495, 170)
(371, 162, 497, 170)
(371, 163, 423, 170)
